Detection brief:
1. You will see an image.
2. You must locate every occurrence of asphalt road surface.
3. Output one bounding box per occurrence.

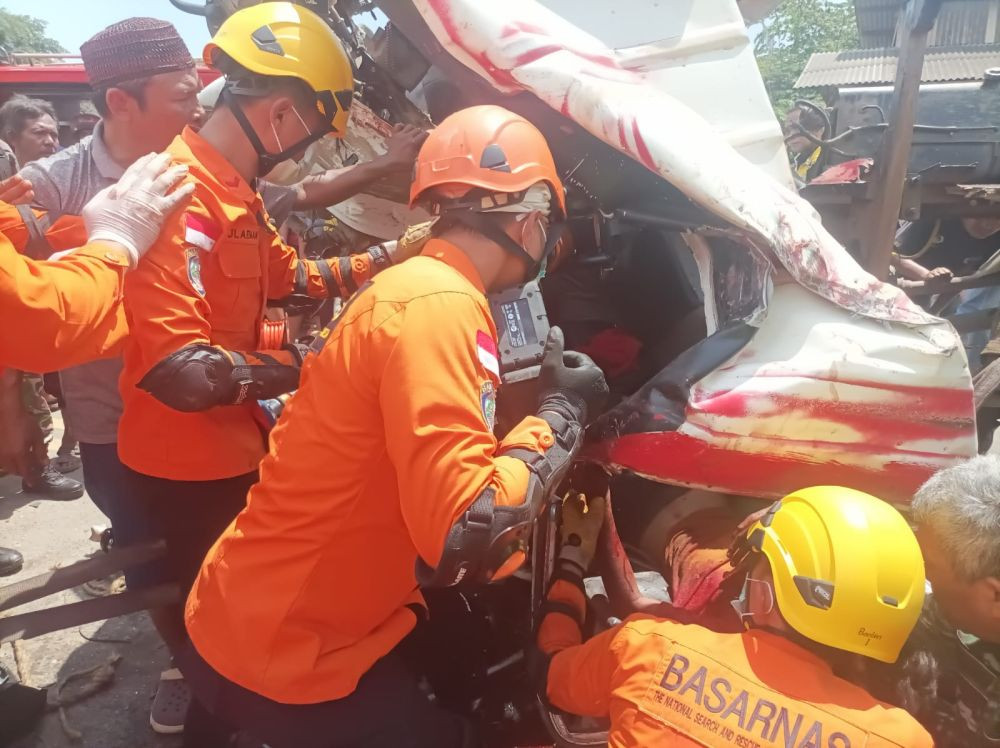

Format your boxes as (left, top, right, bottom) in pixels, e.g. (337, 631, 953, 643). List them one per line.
(1, 412, 179, 748)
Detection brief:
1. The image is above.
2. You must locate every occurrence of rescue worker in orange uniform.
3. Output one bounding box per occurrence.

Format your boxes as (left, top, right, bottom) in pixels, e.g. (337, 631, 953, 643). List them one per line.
(178, 104, 608, 746)
(0, 153, 191, 578)
(116, 2, 424, 664)
(537, 486, 934, 748)
(1, 154, 192, 374)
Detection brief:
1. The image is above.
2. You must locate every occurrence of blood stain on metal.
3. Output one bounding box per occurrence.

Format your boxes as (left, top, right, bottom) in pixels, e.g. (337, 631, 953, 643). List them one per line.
(691, 389, 972, 442)
(510, 44, 563, 68)
(690, 419, 965, 460)
(589, 432, 953, 503)
(426, 0, 515, 87)
(630, 116, 656, 172)
(559, 92, 571, 116)
(505, 20, 619, 69)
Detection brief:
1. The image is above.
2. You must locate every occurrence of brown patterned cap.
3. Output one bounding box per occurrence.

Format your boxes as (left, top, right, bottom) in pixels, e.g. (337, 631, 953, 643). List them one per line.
(81, 18, 194, 88)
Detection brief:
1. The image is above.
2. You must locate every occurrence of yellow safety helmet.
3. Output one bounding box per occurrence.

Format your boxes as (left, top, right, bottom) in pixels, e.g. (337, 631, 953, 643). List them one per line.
(203, 2, 354, 135)
(745, 486, 924, 663)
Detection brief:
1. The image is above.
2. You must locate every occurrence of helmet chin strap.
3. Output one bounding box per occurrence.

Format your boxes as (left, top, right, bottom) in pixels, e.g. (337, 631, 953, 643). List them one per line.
(536, 221, 566, 281)
(438, 211, 566, 286)
(221, 87, 328, 178)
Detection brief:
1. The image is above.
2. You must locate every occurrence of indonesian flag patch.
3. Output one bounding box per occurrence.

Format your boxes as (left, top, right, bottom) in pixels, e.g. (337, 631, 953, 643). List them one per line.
(184, 214, 221, 252)
(476, 330, 500, 378)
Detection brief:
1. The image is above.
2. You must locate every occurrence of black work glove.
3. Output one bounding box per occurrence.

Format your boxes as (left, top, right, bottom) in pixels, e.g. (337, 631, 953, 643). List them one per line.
(537, 327, 609, 426)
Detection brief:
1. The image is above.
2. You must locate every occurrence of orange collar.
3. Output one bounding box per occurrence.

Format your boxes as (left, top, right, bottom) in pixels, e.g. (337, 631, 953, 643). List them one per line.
(177, 126, 259, 206)
(421, 238, 487, 296)
(742, 628, 834, 673)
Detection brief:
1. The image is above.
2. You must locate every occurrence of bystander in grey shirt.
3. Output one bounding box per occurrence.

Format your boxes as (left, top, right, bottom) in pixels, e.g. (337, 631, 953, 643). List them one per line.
(20, 122, 298, 446)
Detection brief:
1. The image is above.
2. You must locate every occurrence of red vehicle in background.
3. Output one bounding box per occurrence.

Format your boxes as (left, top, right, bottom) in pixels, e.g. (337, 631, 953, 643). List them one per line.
(0, 53, 219, 146)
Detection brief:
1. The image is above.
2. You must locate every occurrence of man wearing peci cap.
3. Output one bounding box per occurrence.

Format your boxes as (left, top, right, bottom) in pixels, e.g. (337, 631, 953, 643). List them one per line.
(18, 17, 205, 735)
(20, 18, 203, 527)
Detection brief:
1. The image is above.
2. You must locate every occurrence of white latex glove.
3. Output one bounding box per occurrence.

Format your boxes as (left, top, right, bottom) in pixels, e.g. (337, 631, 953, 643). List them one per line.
(83, 152, 194, 267)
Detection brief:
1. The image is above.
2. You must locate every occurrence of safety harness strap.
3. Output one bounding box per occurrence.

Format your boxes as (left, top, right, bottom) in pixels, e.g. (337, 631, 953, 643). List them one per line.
(554, 557, 586, 579)
(249, 351, 282, 366)
(312, 257, 336, 296)
(16, 205, 53, 260)
(228, 350, 255, 405)
(549, 566, 585, 592)
(465, 486, 497, 526)
(282, 342, 308, 367)
(293, 261, 309, 295)
(337, 255, 357, 294)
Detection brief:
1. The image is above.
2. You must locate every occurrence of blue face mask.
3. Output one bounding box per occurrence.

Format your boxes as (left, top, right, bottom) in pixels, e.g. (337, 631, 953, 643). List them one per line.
(730, 576, 775, 628)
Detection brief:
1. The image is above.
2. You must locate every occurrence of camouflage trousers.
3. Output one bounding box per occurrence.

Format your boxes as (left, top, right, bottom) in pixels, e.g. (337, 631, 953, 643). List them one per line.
(19, 373, 53, 447)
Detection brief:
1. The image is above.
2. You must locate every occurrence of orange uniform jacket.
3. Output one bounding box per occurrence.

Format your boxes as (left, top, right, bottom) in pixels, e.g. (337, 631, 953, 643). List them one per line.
(186, 239, 555, 704)
(1, 231, 130, 372)
(538, 580, 934, 748)
(0, 201, 88, 255)
(119, 126, 377, 481)
(1, 199, 126, 372)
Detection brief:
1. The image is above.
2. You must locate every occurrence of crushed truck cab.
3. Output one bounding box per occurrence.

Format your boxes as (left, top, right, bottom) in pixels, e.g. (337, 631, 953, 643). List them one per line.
(258, 0, 975, 504)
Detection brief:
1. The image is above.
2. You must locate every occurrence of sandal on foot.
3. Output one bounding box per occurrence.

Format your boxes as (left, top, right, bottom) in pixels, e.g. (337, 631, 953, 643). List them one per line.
(150, 668, 190, 735)
(51, 454, 82, 473)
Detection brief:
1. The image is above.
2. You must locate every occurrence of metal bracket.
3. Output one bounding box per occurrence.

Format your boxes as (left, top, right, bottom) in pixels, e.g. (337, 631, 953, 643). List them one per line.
(900, 175, 923, 221)
(0, 540, 181, 645)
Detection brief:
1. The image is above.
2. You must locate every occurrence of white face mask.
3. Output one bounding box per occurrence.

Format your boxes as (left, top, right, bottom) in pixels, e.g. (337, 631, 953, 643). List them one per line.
(269, 105, 314, 160)
(515, 212, 548, 260)
(730, 575, 774, 627)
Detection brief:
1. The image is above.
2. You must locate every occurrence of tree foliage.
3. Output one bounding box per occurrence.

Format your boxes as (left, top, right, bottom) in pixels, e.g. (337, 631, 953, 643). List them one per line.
(0, 7, 64, 55)
(754, 0, 859, 115)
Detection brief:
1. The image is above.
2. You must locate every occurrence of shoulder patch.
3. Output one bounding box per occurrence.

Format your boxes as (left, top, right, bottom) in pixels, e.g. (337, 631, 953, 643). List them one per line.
(185, 247, 205, 296)
(476, 330, 500, 378)
(480, 380, 496, 430)
(184, 213, 221, 252)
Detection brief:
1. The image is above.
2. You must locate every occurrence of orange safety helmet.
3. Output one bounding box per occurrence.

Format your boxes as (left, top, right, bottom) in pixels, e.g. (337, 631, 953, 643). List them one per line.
(410, 105, 566, 219)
